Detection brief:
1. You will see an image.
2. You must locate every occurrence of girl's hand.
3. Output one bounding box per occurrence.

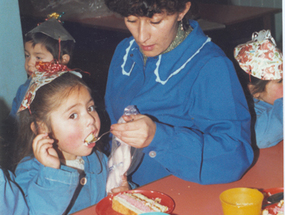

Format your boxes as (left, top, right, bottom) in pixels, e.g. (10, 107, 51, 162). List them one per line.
(110, 175, 130, 194)
(110, 114, 156, 148)
(32, 133, 60, 169)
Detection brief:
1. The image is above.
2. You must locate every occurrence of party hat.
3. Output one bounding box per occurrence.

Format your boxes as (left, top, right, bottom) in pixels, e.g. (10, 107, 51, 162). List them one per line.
(234, 29, 282, 80)
(27, 13, 75, 42)
(18, 61, 81, 113)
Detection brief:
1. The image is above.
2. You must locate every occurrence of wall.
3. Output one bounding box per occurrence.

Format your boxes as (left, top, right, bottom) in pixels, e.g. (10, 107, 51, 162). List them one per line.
(0, 0, 26, 120)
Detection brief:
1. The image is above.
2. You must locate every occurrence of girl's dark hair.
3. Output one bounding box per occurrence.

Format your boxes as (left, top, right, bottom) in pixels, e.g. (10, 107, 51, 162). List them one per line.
(248, 76, 269, 96)
(14, 73, 105, 168)
(104, 0, 195, 30)
(25, 32, 75, 64)
(0, 136, 12, 178)
(235, 63, 269, 99)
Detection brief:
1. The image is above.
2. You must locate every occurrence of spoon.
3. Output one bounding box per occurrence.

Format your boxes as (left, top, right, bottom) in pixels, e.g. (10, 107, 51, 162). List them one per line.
(94, 131, 110, 142)
(263, 192, 283, 207)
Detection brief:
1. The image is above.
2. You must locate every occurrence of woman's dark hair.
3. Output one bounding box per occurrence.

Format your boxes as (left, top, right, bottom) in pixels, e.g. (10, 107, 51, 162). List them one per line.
(25, 32, 75, 64)
(104, 0, 195, 30)
(14, 73, 105, 169)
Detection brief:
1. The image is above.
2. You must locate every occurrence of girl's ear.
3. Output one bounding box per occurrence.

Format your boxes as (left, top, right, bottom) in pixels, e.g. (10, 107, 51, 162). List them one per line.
(248, 83, 260, 99)
(178, 2, 191, 21)
(61, 54, 70, 65)
(30, 121, 49, 135)
(247, 83, 254, 94)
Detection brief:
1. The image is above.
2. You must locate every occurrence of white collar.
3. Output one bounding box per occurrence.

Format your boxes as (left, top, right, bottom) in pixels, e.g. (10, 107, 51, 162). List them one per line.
(65, 156, 85, 170)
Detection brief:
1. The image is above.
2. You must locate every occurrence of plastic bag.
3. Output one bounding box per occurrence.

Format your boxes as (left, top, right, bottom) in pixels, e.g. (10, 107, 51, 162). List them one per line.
(106, 105, 143, 193)
(30, 0, 113, 19)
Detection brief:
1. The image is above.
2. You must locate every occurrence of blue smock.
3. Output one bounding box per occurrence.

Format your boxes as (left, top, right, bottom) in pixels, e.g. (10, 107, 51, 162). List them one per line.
(0, 169, 29, 214)
(105, 20, 254, 186)
(254, 97, 283, 148)
(15, 152, 108, 214)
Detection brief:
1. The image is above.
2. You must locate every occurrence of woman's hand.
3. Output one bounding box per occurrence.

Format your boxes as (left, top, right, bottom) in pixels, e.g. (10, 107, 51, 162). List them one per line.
(110, 175, 130, 194)
(110, 114, 156, 148)
(32, 133, 60, 169)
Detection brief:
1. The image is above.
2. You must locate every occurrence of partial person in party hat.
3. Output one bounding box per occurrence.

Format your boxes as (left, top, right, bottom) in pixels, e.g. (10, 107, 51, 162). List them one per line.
(9, 12, 76, 118)
(11, 63, 125, 214)
(234, 29, 283, 149)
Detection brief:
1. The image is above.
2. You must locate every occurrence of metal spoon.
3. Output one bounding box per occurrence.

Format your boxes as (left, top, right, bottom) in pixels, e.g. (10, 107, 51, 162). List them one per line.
(263, 192, 283, 207)
(94, 131, 110, 142)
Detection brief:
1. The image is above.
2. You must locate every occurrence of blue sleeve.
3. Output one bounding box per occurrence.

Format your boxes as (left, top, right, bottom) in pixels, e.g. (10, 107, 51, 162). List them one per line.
(0, 169, 29, 215)
(143, 57, 254, 185)
(15, 158, 79, 215)
(255, 98, 283, 148)
(9, 78, 30, 118)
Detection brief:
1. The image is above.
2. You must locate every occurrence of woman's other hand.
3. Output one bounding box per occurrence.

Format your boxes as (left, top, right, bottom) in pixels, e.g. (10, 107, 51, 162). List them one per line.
(110, 114, 156, 148)
(32, 133, 60, 169)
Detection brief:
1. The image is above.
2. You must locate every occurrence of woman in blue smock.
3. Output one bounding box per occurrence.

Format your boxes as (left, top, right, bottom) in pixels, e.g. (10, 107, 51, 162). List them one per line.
(104, 0, 254, 186)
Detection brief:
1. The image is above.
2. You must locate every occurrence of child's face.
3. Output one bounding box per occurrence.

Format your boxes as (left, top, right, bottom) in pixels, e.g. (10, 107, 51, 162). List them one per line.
(24, 41, 54, 76)
(49, 86, 101, 160)
(259, 79, 283, 105)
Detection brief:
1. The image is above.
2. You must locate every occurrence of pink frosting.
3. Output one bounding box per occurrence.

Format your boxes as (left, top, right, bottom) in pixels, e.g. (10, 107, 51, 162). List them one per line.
(117, 193, 154, 212)
(272, 204, 284, 214)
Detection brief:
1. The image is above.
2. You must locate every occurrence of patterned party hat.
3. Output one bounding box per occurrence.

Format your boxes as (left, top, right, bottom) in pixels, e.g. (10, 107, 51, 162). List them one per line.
(18, 61, 81, 113)
(234, 30, 282, 80)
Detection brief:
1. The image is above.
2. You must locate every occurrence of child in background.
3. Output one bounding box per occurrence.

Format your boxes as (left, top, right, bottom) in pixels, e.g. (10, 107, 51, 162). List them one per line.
(14, 67, 108, 214)
(9, 13, 75, 118)
(234, 29, 283, 148)
(0, 138, 28, 214)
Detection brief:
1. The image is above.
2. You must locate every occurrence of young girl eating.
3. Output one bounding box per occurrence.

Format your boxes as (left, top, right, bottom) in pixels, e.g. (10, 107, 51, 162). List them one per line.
(234, 29, 283, 148)
(14, 66, 108, 214)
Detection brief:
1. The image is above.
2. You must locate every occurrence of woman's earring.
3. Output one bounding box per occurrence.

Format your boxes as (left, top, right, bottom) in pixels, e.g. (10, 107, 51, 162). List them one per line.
(180, 21, 184, 31)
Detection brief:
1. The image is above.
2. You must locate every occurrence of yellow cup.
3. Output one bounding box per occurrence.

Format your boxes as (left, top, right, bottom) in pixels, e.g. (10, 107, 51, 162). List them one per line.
(220, 187, 264, 215)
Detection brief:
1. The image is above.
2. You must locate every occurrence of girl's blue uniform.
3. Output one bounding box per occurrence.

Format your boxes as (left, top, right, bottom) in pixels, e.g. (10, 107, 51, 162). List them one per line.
(15, 152, 107, 215)
(254, 97, 283, 148)
(9, 78, 31, 118)
(0, 169, 29, 214)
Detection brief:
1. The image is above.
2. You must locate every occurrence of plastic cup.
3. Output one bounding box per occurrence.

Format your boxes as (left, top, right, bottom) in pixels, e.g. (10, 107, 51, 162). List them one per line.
(220, 187, 264, 215)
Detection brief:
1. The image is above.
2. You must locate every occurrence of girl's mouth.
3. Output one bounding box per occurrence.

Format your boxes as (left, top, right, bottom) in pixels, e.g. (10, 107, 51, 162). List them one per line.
(86, 142, 96, 148)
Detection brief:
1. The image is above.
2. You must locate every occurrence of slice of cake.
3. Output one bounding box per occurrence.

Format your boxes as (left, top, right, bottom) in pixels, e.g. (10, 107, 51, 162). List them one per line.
(84, 133, 97, 145)
(112, 192, 168, 215)
(262, 200, 284, 215)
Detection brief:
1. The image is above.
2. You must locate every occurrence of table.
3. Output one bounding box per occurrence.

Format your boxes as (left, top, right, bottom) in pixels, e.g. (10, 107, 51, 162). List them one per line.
(195, 4, 281, 58)
(72, 15, 225, 33)
(197, 3, 281, 30)
(66, 3, 281, 32)
(66, 3, 281, 59)
(72, 141, 283, 215)
(21, 3, 281, 63)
